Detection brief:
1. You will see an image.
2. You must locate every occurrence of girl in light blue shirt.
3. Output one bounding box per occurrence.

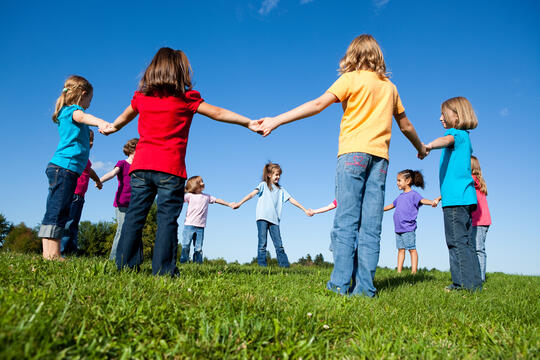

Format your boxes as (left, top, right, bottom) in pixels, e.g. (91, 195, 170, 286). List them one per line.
(234, 162, 312, 267)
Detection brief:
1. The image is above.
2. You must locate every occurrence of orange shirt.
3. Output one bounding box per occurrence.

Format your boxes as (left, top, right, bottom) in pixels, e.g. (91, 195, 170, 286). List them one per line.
(327, 70, 405, 160)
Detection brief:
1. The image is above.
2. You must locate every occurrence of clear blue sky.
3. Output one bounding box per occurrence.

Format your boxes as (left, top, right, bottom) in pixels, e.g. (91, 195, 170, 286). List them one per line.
(1, 0, 539, 275)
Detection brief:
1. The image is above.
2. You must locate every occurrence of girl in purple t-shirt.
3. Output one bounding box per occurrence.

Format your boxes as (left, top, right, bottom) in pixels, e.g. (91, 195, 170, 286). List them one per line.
(384, 170, 437, 274)
(100, 138, 138, 260)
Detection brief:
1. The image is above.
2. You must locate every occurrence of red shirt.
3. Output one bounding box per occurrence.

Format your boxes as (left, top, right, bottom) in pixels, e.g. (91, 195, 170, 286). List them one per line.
(129, 90, 203, 179)
(471, 175, 492, 226)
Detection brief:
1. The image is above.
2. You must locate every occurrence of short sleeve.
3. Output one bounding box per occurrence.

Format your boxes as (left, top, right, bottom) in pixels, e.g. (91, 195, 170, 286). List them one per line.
(209, 195, 216, 204)
(281, 187, 291, 203)
(394, 88, 405, 115)
(185, 90, 204, 113)
(444, 128, 462, 145)
(130, 92, 141, 113)
(327, 74, 350, 102)
(256, 182, 265, 196)
(332, 199, 337, 207)
(414, 192, 423, 207)
(392, 197, 398, 207)
(85, 160, 92, 171)
(184, 193, 191, 203)
(115, 160, 123, 176)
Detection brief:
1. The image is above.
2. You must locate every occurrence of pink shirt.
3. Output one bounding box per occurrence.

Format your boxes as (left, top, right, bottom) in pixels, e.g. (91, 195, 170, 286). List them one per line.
(74, 160, 91, 196)
(184, 193, 216, 227)
(471, 175, 491, 226)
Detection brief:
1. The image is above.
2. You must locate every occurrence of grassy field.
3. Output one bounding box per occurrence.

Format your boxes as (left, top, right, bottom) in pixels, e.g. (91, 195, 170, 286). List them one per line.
(0, 253, 538, 359)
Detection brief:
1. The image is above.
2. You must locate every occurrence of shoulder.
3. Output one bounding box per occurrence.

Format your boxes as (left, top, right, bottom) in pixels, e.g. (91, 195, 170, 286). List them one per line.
(61, 104, 84, 117)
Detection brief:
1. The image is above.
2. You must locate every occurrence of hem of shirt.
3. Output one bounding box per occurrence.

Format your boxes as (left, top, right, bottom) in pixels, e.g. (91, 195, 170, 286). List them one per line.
(129, 167, 186, 179)
(256, 217, 279, 225)
(472, 222, 491, 227)
(49, 160, 84, 176)
(184, 222, 206, 228)
(337, 148, 389, 160)
(441, 201, 477, 208)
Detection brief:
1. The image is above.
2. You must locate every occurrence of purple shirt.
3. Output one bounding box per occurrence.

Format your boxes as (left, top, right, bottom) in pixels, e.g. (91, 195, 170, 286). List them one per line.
(114, 160, 132, 208)
(392, 190, 423, 233)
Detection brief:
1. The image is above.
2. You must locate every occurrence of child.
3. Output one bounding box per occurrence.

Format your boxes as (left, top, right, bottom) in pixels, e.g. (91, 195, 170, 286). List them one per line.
(234, 162, 311, 268)
(470, 155, 491, 282)
(99, 138, 139, 260)
(102, 47, 260, 276)
(61, 130, 103, 256)
(180, 176, 235, 264)
(38, 75, 109, 260)
(427, 96, 482, 291)
(259, 35, 426, 296)
(383, 170, 436, 274)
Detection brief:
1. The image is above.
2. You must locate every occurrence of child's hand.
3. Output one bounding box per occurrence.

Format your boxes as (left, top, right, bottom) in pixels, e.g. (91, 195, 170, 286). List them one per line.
(95, 180, 103, 190)
(432, 198, 440, 208)
(306, 209, 315, 217)
(231, 202, 241, 210)
(97, 120, 111, 135)
(417, 143, 429, 160)
(101, 123, 118, 136)
(248, 120, 264, 134)
(259, 117, 279, 137)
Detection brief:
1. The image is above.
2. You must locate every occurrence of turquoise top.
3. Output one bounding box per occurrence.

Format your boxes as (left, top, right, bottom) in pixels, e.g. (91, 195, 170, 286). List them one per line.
(255, 182, 291, 225)
(439, 128, 477, 207)
(50, 105, 90, 175)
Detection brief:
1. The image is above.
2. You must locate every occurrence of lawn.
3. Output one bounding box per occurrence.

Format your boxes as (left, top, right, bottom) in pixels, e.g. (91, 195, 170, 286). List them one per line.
(0, 253, 538, 359)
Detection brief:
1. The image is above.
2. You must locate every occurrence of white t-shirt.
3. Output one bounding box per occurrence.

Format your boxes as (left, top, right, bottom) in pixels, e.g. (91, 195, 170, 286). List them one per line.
(184, 193, 216, 227)
(255, 182, 290, 225)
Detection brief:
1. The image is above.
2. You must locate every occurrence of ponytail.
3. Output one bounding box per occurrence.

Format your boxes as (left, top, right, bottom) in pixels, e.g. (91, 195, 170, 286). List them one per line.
(262, 162, 282, 190)
(52, 75, 93, 123)
(399, 169, 425, 189)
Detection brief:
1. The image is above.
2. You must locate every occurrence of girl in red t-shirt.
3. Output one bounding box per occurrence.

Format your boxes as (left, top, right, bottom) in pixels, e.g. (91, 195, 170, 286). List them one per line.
(103, 47, 260, 276)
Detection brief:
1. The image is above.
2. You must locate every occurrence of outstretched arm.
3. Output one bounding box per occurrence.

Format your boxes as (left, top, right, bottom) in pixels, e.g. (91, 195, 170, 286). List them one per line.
(100, 167, 120, 184)
(384, 203, 395, 211)
(102, 105, 138, 135)
(89, 168, 102, 189)
(426, 135, 455, 150)
(420, 198, 435, 206)
(233, 189, 259, 209)
(259, 92, 338, 136)
(72, 110, 110, 133)
(288, 197, 312, 216)
(394, 112, 427, 159)
(197, 102, 260, 133)
(310, 202, 337, 215)
(214, 198, 234, 208)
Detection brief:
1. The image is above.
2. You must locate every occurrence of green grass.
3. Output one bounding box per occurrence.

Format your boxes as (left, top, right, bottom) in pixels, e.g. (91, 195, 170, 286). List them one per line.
(1, 253, 538, 359)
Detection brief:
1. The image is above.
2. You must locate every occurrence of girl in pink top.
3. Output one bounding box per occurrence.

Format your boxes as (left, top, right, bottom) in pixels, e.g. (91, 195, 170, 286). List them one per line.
(100, 138, 138, 260)
(179, 176, 235, 264)
(471, 156, 491, 282)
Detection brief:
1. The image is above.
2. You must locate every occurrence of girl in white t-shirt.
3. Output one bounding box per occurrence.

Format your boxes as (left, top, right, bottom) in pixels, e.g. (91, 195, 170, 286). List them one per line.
(234, 162, 311, 267)
(180, 176, 234, 264)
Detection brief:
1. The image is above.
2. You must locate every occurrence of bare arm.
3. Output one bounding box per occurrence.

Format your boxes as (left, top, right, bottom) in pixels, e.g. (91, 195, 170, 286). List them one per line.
(197, 102, 260, 132)
(99, 167, 120, 184)
(426, 135, 455, 150)
(214, 198, 233, 208)
(384, 203, 395, 211)
(420, 198, 435, 206)
(102, 105, 138, 135)
(432, 196, 442, 207)
(234, 189, 259, 209)
(89, 168, 102, 189)
(310, 202, 337, 215)
(72, 110, 110, 133)
(394, 112, 427, 158)
(259, 92, 338, 136)
(288, 197, 312, 216)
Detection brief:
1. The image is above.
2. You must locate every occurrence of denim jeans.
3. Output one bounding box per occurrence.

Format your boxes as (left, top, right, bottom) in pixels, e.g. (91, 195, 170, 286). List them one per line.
(256, 220, 290, 268)
(38, 163, 80, 239)
(109, 206, 128, 260)
(443, 206, 482, 290)
(327, 152, 388, 297)
(472, 225, 489, 282)
(180, 225, 205, 264)
(61, 194, 85, 255)
(116, 170, 184, 276)
(395, 231, 416, 250)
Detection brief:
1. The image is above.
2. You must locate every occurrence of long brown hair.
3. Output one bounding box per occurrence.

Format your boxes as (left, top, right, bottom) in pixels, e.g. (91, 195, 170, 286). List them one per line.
(398, 169, 425, 189)
(139, 47, 193, 97)
(339, 34, 388, 79)
(123, 138, 139, 156)
(441, 96, 478, 130)
(185, 176, 203, 194)
(471, 156, 488, 195)
(52, 75, 93, 123)
(262, 162, 282, 190)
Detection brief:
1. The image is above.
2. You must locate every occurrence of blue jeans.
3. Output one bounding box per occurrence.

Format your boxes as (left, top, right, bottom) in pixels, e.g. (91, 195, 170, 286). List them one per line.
(472, 225, 489, 282)
(180, 225, 205, 264)
(109, 207, 128, 260)
(327, 153, 388, 297)
(61, 194, 85, 255)
(38, 163, 80, 239)
(395, 231, 416, 250)
(116, 171, 185, 276)
(443, 206, 482, 290)
(256, 220, 290, 268)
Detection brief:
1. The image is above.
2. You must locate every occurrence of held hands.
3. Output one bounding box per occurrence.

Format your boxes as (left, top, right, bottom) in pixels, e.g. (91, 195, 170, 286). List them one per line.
(306, 209, 315, 217)
(257, 117, 280, 137)
(417, 143, 430, 160)
(100, 123, 119, 136)
(230, 202, 241, 210)
(95, 179, 103, 190)
(432, 197, 440, 208)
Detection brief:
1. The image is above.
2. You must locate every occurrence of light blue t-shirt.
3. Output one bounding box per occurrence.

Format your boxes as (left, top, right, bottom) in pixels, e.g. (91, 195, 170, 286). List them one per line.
(439, 128, 477, 207)
(255, 182, 291, 225)
(50, 105, 90, 175)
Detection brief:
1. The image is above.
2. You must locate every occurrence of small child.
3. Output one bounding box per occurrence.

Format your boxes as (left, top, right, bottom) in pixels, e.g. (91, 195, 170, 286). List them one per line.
(180, 176, 235, 264)
(61, 129, 103, 256)
(427, 96, 482, 291)
(99, 138, 138, 260)
(234, 162, 311, 268)
(470, 155, 491, 282)
(383, 170, 436, 274)
(38, 75, 109, 260)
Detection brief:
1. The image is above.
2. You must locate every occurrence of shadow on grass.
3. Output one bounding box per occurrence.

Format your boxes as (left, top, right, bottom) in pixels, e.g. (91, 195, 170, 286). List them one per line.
(374, 272, 436, 292)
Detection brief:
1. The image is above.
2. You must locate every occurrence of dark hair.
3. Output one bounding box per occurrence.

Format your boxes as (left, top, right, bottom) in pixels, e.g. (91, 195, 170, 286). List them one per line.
(123, 138, 138, 156)
(398, 169, 425, 189)
(139, 47, 193, 97)
(262, 162, 282, 190)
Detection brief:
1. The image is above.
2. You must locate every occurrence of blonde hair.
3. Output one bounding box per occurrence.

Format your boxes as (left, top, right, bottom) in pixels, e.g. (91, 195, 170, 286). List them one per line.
(441, 97, 478, 130)
(471, 156, 488, 195)
(339, 34, 388, 79)
(123, 138, 139, 156)
(139, 47, 192, 97)
(185, 176, 203, 194)
(52, 75, 93, 123)
(262, 162, 282, 190)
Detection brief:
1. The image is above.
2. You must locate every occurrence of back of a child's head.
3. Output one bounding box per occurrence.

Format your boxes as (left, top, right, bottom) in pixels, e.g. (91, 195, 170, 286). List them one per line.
(441, 96, 478, 130)
(471, 156, 488, 195)
(123, 138, 139, 156)
(399, 169, 425, 189)
(52, 75, 93, 123)
(139, 47, 192, 97)
(339, 34, 387, 79)
(185, 175, 203, 194)
(262, 162, 282, 189)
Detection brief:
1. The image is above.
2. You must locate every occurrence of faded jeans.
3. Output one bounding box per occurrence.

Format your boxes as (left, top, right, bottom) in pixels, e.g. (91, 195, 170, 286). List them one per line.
(472, 225, 489, 282)
(109, 206, 128, 260)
